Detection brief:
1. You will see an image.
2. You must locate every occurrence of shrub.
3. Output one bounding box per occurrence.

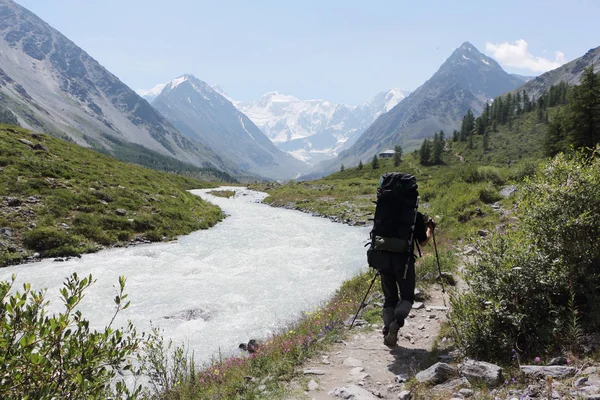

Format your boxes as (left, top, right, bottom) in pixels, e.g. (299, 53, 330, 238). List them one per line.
(0, 273, 143, 399)
(22, 226, 82, 254)
(450, 151, 600, 360)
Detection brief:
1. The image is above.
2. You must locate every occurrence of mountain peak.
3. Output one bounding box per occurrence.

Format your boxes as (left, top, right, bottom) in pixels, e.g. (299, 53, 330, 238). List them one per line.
(459, 41, 476, 51)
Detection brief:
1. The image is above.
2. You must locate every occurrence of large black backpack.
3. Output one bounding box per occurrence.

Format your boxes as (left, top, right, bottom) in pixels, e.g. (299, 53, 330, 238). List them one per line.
(367, 173, 419, 269)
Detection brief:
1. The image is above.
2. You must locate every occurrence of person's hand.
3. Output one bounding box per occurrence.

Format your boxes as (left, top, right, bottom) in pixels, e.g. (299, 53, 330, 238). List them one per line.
(427, 218, 436, 231)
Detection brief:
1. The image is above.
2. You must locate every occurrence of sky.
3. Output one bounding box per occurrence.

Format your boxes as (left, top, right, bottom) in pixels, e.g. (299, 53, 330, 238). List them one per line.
(15, 0, 600, 105)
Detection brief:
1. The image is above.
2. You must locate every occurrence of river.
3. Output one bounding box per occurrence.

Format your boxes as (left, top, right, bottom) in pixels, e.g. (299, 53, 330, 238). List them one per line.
(0, 187, 370, 363)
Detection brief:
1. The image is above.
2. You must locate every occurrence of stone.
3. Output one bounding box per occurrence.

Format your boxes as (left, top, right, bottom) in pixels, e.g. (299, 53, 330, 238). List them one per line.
(520, 365, 576, 378)
(398, 390, 411, 400)
(257, 384, 266, 391)
(18, 138, 34, 147)
(460, 358, 503, 386)
(418, 324, 425, 330)
(26, 196, 40, 203)
(548, 356, 568, 365)
(438, 272, 456, 285)
(115, 208, 127, 216)
(431, 377, 471, 392)
(0, 227, 13, 237)
(575, 377, 589, 387)
(32, 143, 49, 152)
(332, 384, 378, 400)
(583, 367, 599, 375)
(430, 306, 449, 312)
(412, 301, 424, 309)
(414, 288, 425, 301)
(349, 367, 365, 375)
(459, 388, 474, 397)
(308, 379, 319, 391)
(477, 229, 489, 237)
(395, 374, 409, 383)
(303, 368, 326, 375)
(6, 197, 20, 207)
(415, 362, 457, 384)
(343, 357, 363, 367)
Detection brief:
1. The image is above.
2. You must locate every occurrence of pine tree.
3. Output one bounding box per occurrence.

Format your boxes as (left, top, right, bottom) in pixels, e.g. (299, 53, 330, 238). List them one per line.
(452, 129, 459, 142)
(419, 139, 432, 165)
(460, 110, 475, 141)
(468, 133, 474, 149)
(432, 133, 443, 164)
(394, 145, 402, 166)
(372, 155, 380, 169)
(544, 113, 566, 157)
(358, 160, 363, 170)
(567, 66, 600, 148)
(483, 129, 490, 151)
(340, 164, 345, 172)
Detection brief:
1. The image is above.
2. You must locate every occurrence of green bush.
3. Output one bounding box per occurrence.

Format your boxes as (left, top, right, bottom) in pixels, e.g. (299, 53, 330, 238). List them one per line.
(22, 227, 82, 254)
(0, 273, 143, 399)
(450, 151, 600, 360)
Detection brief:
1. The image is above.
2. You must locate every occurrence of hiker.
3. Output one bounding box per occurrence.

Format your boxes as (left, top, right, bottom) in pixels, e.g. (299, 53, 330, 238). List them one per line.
(367, 173, 435, 347)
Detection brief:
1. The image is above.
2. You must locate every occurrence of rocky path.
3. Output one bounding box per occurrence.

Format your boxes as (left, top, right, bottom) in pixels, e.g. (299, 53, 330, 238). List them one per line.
(284, 286, 451, 400)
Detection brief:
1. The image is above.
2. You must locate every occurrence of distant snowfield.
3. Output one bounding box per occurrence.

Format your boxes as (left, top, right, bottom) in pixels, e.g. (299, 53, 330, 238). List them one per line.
(0, 188, 369, 362)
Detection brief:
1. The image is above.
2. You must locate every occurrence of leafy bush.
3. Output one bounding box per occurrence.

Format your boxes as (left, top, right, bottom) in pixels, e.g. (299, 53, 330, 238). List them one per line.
(450, 151, 600, 360)
(0, 273, 143, 399)
(22, 227, 82, 254)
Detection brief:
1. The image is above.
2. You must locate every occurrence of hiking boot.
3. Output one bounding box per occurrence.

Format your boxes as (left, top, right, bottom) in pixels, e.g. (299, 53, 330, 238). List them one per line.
(383, 320, 400, 347)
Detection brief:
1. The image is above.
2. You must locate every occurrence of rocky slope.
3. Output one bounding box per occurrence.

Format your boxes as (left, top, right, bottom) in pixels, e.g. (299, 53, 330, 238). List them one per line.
(515, 45, 600, 100)
(0, 0, 233, 173)
(236, 89, 409, 165)
(309, 42, 524, 177)
(152, 75, 308, 180)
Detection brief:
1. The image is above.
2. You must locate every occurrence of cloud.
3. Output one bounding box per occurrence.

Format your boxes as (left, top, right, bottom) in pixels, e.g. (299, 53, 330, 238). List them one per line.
(485, 39, 566, 73)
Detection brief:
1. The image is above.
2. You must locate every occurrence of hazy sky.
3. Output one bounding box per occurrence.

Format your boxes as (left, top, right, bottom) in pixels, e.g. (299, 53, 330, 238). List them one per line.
(16, 0, 600, 105)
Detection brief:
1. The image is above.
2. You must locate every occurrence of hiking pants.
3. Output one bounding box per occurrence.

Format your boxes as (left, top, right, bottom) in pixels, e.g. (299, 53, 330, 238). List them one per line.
(380, 252, 416, 308)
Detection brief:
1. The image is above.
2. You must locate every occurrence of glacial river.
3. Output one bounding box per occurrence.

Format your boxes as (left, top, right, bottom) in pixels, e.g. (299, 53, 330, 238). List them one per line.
(0, 187, 370, 363)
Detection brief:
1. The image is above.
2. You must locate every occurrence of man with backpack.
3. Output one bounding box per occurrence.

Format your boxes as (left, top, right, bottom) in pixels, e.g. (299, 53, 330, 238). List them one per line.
(367, 173, 435, 347)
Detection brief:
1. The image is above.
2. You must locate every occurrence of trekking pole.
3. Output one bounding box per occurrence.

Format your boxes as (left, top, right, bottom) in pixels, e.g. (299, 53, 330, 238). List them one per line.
(431, 223, 446, 294)
(349, 271, 380, 330)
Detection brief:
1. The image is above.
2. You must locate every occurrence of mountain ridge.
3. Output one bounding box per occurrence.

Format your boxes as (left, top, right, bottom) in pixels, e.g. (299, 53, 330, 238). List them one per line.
(0, 0, 234, 174)
(306, 41, 524, 177)
(151, 74, 308, 180)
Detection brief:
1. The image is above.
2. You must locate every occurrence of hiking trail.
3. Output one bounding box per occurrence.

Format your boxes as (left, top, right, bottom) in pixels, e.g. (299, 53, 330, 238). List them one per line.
(284, 285, 450, 399)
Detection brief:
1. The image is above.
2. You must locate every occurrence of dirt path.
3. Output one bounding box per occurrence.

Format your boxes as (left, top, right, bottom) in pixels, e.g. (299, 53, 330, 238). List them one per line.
(285, 285, 450, 399)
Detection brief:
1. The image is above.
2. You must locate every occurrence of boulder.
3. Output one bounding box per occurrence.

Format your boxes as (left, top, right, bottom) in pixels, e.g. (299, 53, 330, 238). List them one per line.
(415, 362, 457, 384)
(6, 197, 20, 207)
(342, 357, 363, 367)
(0, 227, 13, 237)
(548, 356, 568, 365)
(18, 138, 34, 147)
(115, 208, 127, 216)
(331, 384, 378, 400)
(303, 368, 326, 375)
(398, 390, 411, 400)
(307, 379, 319, 391)
(520, 365, 576, 378)
(460, 358, 503, 386)
(32, 143, 49, 152)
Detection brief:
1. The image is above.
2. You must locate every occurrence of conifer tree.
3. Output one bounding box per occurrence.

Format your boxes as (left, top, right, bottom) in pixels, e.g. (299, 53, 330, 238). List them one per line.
(372, 155, 379, 169)
(358, 160, 363, 170)
(468, 133, 474, 149)
(394, 145, 402, 166)
(340, 164, 345, 172)
(432, 133, 443, 164)
(419, 139, 432, 165)
(483, 129, 490, 151)
(567, 66, 600, 148)
(544, 115, 567, 157)
(452, 129, 459, 142)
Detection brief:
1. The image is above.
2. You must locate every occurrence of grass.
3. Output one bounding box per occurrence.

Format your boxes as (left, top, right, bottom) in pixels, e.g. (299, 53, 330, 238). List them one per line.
(0, 125, 224, 266)
(206, 190, 236, 198)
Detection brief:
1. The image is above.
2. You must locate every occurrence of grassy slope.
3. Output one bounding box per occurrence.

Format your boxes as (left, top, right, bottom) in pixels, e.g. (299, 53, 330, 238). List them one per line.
(0, 125, 223, 266)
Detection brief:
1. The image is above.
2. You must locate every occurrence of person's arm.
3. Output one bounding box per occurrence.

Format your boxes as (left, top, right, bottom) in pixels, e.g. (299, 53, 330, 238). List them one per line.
(419, 218, 436, 247)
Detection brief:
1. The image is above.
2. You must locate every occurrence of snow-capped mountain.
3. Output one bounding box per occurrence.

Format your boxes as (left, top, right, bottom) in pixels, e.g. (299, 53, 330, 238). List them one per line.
(0, 0, 232, 173)
(309, 41, 525, 177)
(151, 75, 308, 180)
(137, 83, 166, 102)
(235, 89, 410, 165)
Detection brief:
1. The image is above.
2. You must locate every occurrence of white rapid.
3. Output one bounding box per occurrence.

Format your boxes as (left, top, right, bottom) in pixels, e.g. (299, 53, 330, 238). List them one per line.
(0, 187, 370, 363)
